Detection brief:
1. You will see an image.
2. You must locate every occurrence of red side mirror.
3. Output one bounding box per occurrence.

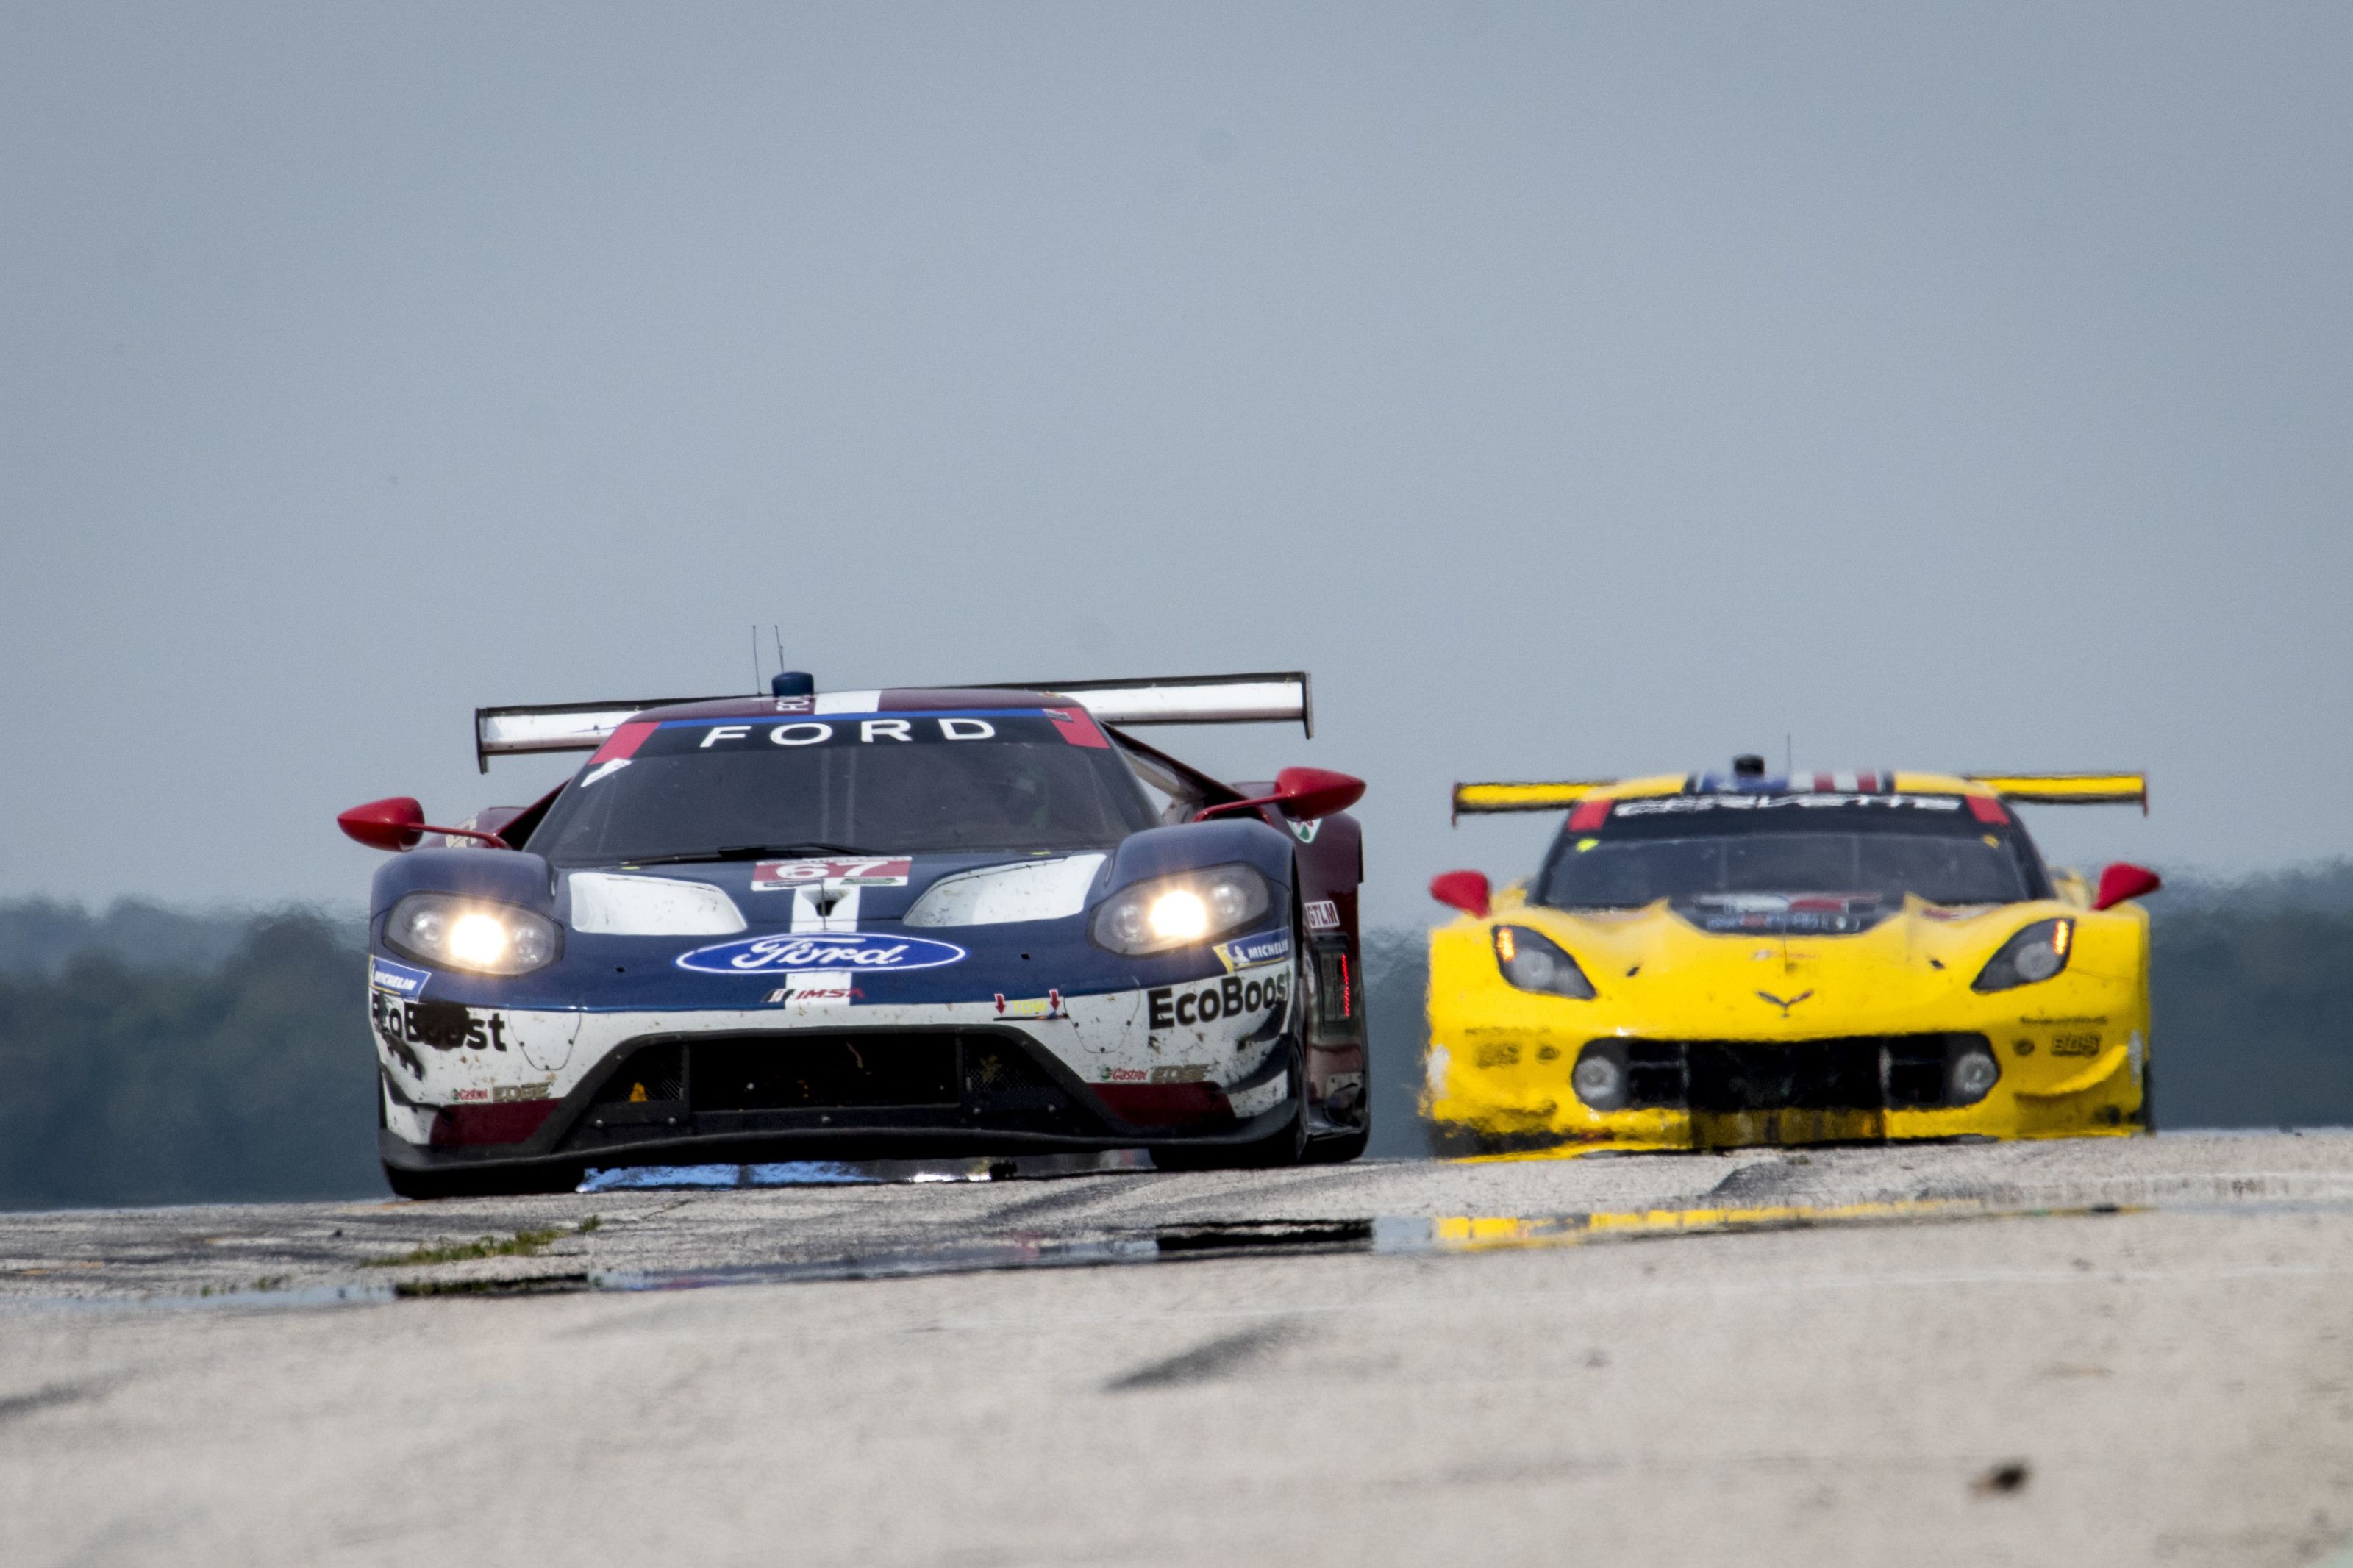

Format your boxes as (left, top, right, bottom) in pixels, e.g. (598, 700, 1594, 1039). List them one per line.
(1193, 767, 1368, 825)
(337, 797, 510, 853)
(2093, 861, 2163, 911)
(338, 796, 427, 852)
(1271, 766, 1366, 822)
(1429, 870, 1492, 919)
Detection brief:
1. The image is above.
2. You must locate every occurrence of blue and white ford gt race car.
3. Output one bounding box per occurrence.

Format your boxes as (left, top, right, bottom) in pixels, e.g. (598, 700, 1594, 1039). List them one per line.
(338, 672, 1369, 1196)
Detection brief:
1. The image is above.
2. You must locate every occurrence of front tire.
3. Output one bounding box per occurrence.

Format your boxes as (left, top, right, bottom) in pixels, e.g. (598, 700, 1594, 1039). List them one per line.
(1304, 1125, 1369, 1164)
(1153, 1042, 1307, 1171)
(381, 1159, 582, 1200)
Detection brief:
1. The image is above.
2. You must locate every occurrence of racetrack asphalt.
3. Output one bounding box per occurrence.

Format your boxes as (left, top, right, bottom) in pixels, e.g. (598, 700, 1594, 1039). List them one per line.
(7, 1131, 2353, 1567)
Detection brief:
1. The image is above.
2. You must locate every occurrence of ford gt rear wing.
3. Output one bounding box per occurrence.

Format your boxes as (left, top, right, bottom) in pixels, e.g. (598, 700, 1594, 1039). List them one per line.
(474, 671, 1312, 770)
(985, 672, 1311, 734)
(474, 698, 707, 771)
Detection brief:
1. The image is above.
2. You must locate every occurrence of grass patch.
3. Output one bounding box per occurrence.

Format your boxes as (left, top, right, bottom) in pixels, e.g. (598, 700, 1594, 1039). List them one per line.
(368, 1217, 601, 1270)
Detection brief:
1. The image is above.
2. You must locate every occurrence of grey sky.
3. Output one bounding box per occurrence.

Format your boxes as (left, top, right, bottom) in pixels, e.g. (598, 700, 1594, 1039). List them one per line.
(4, 2, 2348, 926)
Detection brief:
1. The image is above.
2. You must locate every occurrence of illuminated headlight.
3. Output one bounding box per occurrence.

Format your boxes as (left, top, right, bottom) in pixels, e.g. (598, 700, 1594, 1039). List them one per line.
(1090, 865, 1271, 956)
(1493, 925, 1596, 999)
(1971, 917, 2074, 992)
(385, 893, 560, 975)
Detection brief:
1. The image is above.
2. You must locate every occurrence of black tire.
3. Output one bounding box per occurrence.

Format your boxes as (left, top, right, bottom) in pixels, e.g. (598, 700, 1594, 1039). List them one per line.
(1304, 1125, 1369, 1164)
(1154, 1043, 1308, 1171)
(381, 1160, 582, 1200)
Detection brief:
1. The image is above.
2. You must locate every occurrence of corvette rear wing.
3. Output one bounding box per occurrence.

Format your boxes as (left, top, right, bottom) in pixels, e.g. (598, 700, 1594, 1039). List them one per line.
(1449, 772, 2150, 821)
(1451, 781, 1616, 823)
(474, 671, 1311, 771)
(1965, 773, 2148, 812)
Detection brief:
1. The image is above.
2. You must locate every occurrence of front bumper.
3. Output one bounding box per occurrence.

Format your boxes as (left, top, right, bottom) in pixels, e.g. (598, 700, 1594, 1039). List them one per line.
(1426, 1028, 2146, 1153)
(373, 963, 1304, 1178)
(1424, 899, 2152, 1153)
(382, 1020, 1306, 1180)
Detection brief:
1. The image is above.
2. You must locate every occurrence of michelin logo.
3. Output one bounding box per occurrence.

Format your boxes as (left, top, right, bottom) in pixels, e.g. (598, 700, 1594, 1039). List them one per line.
(1212, 930, 1292, 973)
(369, 957, 432, 1000)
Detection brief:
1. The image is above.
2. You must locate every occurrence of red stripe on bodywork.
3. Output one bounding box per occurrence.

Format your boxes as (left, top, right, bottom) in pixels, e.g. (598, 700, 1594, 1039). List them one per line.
(1045, 706, 1110, 748)
(1568, 798, 1611, 831)
(1092, 1083, 1232, 1127)
(1966, 794, 2011, 824)
(429, 1100, 560, 1148)
(590, 721, 658, 765)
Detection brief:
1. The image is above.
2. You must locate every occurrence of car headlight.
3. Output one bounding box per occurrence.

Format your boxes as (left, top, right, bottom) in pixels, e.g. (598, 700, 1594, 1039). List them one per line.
(1971, 917, 2074, 992)
(385, 893, 560, 975)
(1571, 1043, 1628, 1109)
(1493, 925, 1596, 999)
(1090, 865, 1271, 956)
(1947, 1043, 2002, 1103)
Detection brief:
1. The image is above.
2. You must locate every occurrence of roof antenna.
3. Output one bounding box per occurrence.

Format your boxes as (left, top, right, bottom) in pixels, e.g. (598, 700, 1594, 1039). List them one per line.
(751, 624, 761, 692)
(773, 624, 785, 678)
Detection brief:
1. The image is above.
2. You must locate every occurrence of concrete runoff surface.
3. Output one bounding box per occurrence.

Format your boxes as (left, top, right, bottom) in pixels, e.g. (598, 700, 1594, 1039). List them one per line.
(7, 1135, 2353, 1565)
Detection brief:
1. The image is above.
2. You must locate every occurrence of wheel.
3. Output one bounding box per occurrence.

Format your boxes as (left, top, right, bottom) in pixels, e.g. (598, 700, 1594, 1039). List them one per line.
(1304, 1125, 1369, 1164)
(1153, 1042, 1307, 1170)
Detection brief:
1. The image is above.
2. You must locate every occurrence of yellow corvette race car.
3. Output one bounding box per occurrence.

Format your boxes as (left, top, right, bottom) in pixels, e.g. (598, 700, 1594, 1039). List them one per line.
(1423, 759, 2163, 1153)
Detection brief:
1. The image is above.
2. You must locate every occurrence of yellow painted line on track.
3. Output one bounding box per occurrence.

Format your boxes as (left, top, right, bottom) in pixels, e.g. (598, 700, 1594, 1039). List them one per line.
(1425, 1199, 2134, 1255)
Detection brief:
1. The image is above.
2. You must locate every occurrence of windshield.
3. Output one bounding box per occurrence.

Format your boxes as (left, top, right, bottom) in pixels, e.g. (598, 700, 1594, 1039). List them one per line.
(527, 709, 1159, 866)
(1535, 793, 2049, 912)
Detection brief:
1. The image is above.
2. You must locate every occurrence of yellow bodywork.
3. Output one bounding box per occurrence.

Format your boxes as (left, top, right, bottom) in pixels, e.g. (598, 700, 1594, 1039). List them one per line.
(1424, 772, 2152, 1153)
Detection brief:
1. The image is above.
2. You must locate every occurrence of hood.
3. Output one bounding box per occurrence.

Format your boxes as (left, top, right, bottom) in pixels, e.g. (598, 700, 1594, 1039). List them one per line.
(555, 848, 1110, 930)
(1501, 893, 2098, 1038)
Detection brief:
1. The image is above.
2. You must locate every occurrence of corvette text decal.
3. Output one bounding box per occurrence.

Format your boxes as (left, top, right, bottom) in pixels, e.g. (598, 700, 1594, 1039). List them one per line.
(1616, 793, 1963, 817)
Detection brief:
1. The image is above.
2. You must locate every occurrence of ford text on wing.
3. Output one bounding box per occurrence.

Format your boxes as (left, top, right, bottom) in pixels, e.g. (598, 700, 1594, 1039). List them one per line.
(1425, 760, 2160, 1154)
(338, 673, 1368, 1196)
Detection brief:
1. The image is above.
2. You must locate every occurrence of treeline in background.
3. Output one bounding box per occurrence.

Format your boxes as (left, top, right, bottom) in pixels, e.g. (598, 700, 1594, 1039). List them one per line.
(3, 870, 2350, 1209)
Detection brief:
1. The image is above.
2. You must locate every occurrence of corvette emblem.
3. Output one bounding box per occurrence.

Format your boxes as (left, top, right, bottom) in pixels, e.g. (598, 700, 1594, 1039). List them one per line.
(1755, 989, 1815, 1017)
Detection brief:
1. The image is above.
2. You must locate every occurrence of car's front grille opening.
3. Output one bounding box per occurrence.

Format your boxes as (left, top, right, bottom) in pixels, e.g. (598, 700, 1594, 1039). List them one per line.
(1882, 1037, 1954, 1108)
(693, 1035, 960, 1112)
(1685, 1040, 1886, 1113)
(964, 1039, 1061, 1103)
(1625, 1042, 1687, 1107)
(560, 1029, 1103, 1150)
(1599, 1034, 1996, 1113)
(593, 1043, 685, 1106)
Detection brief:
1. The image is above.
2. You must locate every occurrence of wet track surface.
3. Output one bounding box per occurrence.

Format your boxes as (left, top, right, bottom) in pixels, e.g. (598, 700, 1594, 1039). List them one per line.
(9, 1133, 2353, 1565)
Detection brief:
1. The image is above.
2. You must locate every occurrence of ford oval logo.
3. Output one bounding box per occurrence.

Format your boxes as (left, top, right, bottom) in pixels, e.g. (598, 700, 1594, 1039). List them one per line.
(674, 931, 967, 975)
